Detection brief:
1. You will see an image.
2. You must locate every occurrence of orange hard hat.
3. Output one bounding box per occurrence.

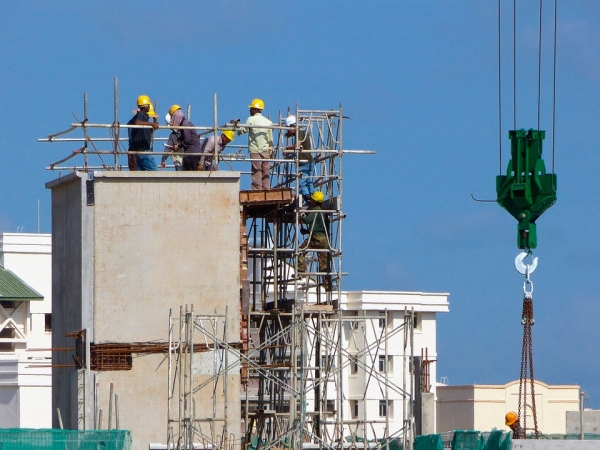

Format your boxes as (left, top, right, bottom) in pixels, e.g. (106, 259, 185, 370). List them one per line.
(505, 411, 518, 426)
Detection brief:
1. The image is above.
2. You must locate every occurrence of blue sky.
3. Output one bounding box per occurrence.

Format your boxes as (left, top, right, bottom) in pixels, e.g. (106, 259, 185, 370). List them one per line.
(2, 1, 600, 410)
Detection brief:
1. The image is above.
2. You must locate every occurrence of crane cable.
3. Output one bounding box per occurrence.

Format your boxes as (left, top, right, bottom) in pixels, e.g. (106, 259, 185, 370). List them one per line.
(498, 0, 558, 175)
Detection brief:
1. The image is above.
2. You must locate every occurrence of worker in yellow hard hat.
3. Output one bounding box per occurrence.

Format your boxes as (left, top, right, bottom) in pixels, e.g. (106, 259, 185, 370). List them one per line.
(505, 411, 525, 439)
(127, 95, 159, 171)
(298, 191, 332, 291)
(167, 104, 205, 171)
(198, 129, 235, 171)
(233, 98, 274, 190)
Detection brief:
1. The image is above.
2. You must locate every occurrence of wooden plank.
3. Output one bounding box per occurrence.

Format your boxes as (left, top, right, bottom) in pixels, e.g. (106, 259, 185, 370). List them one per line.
(239, 188, 293, 205)
(299, 304, 334, 312)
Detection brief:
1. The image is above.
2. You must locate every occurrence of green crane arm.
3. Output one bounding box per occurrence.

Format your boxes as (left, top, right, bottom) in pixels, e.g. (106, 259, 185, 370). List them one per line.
(496, 129, 557, 250)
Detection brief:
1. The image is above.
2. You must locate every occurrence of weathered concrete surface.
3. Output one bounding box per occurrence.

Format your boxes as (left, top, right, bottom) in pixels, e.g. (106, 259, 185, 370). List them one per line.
(512, 441, 600, 449)
(567, 411, 600, 435)
(421, 392, 435, 435)
(47, 173, 95, 430)
(91, 172, 240, 343)
(47, 171, 241, 450)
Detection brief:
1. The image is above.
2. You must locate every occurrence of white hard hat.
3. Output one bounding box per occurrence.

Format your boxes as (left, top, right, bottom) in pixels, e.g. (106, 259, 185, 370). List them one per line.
(285, 115, 296, 127)
(165, 113, 171, 126)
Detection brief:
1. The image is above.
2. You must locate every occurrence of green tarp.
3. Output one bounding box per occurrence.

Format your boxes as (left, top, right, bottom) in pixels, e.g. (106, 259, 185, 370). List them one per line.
(0, 429, 132, 450)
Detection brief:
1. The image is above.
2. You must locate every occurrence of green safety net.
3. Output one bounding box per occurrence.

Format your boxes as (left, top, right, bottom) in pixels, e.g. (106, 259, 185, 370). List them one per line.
(451, 431, 485, 450)
(414, 434, 443, 450)
(415, 431, 510, 450)
(0, 429, 132, 450)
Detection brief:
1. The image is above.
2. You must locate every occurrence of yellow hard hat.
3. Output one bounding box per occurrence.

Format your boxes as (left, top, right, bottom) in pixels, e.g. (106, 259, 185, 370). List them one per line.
(137, 95, 151, 107)
(222, 130, 235, 142)
(248, 98, 265, 110)
(505, 411, 518, 426)
(311, 191, 324, 203)
(148, 104, 157, 118)
(169, 104, 182, 116)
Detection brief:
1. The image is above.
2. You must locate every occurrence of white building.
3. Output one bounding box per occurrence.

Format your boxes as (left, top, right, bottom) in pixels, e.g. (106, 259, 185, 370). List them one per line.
(0, 233, 52, 428)
(258, 287, 450, 442)
(338, 291, 449, 439)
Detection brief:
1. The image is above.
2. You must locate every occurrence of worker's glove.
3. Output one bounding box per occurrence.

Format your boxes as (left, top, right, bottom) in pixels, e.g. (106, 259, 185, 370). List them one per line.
(300, 227, 309, 235)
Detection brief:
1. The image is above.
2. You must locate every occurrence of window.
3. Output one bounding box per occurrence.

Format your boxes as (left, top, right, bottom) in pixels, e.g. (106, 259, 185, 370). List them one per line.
(378, 356, 393, 374)
(45, 314, 52, 332)
(350, 355, 358, 375)
(379, 400, 393, 418)
(378, 311, 386, 328)
(351, 400, 359, 418)
(406, 312, 420, 329)
(0, 328, 16, 352)
(0, 301, 16, 309)
(326, 400, 336, 413)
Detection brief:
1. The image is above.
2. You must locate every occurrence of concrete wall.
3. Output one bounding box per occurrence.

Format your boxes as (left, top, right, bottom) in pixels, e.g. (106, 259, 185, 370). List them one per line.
(511, 442, 600, 449)
(436, 385, 475, 432)
(566, 410, 600, 435)
(47, 173, 91, 430)
(47, 171, 241, 450)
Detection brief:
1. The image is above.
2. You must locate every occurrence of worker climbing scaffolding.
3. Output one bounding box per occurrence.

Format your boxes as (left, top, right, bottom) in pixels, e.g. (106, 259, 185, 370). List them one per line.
(493, 0, 559, 439)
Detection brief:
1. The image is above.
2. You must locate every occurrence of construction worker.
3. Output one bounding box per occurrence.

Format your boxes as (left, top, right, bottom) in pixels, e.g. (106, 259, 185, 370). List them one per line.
(505, 411, 525, 439)
(198, 130, 235, 171)
(235, 98, 273, 190)
(167, 105, 203, 171)
(127, 95, 159, 171)
(285, 115, 314, 204)
(160, 111, 183, 171)
(298, 191, 332, 290)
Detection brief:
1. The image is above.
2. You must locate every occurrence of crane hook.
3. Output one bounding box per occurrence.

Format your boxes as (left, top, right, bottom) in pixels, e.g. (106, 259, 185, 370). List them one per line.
(514, 251, 538, 276)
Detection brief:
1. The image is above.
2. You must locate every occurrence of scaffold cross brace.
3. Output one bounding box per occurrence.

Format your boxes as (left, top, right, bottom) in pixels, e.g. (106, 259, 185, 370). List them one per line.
(515, 251, 538, 276)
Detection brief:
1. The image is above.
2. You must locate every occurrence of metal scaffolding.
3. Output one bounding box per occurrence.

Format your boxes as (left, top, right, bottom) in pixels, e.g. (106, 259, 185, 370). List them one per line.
(168, 306, 415, 450)
(39, 79, 414, 450)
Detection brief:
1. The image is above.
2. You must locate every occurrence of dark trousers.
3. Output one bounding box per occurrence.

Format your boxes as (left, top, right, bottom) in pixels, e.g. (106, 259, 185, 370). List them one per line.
(182, 155, 200, 171)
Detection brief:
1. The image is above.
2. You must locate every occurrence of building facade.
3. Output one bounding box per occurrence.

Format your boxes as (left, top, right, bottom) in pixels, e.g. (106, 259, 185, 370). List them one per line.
(0, 233, 52, 428)
(339, 291, 449, 439)
(436, 380, 580, 435)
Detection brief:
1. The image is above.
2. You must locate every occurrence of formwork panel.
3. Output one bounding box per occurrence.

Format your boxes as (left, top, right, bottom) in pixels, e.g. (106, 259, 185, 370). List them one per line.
(91, 172, 240, 343)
